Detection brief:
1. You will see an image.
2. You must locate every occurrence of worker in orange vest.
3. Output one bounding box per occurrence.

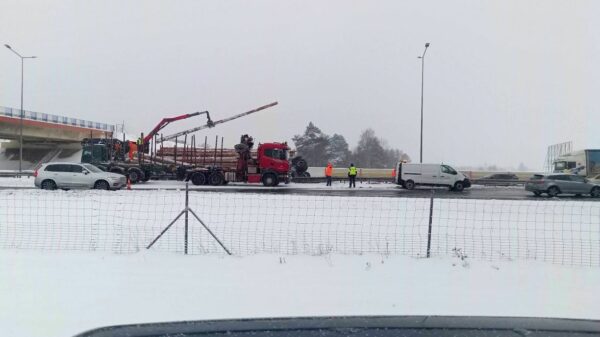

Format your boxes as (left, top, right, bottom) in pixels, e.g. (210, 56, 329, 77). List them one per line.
(325, 162, 333, 186)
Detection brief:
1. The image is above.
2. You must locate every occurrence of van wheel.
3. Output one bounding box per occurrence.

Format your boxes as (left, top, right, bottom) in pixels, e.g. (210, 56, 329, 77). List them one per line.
(453, 181, 465, 192)
(404, 180, 415, 190)
(591, 187, 600, 198)
(41, 179, 56, 190)
(547, 186, 560, 197)
(94, 180, 110, 190)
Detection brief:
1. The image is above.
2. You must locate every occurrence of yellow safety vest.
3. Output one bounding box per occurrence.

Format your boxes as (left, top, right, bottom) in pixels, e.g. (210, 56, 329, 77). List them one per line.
(348, 166, 357, 176)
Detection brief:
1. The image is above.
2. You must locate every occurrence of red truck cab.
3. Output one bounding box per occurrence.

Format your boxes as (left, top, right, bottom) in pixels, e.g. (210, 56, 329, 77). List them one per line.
(245, 142, 290, 186)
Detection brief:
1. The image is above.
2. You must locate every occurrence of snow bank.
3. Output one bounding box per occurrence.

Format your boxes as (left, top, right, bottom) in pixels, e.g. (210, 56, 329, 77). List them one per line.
(1, 250, 598, 337)
(0, 189, 598, 266)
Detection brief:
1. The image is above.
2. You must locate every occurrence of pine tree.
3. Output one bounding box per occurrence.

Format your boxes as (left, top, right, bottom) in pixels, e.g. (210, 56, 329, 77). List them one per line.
(292, 122, 330, 166)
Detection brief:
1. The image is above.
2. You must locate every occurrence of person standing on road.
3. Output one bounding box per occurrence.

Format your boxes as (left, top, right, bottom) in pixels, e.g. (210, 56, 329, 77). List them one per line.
(348, 163, 357, 188)
(325, 163, 333, 186)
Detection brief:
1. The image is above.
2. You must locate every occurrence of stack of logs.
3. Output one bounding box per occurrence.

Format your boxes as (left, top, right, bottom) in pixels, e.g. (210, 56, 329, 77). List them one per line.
(156, 147, 256, 169)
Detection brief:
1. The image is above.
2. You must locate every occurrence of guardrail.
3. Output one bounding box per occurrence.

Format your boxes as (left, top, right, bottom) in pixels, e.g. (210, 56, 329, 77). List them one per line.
(0, 106, 114, 132)
(292, 177, 527, 186)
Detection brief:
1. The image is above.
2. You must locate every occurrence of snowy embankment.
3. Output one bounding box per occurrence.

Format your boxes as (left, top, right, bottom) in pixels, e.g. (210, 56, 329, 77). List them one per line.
(1, 250, 599, 337)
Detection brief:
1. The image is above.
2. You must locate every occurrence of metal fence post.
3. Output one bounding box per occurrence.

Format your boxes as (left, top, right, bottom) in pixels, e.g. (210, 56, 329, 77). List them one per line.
(426, 189, 434, 258)
(184, 183, 189, 255)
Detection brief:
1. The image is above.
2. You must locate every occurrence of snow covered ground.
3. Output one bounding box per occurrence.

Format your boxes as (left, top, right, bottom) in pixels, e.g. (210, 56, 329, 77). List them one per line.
(1, 250, 599, 337)
(1, 189, 598, 265)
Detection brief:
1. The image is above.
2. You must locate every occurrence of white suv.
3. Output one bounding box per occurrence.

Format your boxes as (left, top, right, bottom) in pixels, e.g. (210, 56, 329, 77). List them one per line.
(34, 162, 127, 190)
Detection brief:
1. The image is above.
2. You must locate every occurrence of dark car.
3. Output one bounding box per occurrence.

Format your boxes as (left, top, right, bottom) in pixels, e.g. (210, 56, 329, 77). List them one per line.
(477, 173, 520, 186)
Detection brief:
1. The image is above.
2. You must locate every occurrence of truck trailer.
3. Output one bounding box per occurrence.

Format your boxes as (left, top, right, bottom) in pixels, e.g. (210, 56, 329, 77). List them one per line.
(553, 149, 600, 177)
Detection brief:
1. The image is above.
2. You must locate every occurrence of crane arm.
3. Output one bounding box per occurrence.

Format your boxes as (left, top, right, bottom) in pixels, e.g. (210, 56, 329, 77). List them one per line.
(162, 101, 278, 142)
(143, 111, 212, 144)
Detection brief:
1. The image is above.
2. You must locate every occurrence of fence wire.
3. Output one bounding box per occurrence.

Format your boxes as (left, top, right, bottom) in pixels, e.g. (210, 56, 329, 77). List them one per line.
(0, 189, 598, 266)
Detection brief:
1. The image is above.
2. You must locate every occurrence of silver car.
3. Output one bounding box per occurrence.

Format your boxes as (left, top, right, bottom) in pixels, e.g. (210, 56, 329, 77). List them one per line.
(34, 162, 127, 190)
(525, 173, 600, 198)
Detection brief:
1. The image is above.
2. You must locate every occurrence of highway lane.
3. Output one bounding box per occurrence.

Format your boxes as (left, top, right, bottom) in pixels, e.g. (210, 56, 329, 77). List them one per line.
(2, 182, 599, 201)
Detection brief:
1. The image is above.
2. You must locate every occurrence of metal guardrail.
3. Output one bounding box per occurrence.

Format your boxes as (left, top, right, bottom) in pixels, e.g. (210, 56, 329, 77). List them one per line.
(292, 177, 527, 186)
(0, 106, 114, 132)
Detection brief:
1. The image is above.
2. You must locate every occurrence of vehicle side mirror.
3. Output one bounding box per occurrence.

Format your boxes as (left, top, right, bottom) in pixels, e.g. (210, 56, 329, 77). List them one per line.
(83, 170, 89, 175)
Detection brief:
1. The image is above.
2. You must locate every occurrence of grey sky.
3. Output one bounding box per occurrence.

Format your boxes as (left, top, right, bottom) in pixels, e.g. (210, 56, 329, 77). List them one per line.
(2, 0, 599, 170)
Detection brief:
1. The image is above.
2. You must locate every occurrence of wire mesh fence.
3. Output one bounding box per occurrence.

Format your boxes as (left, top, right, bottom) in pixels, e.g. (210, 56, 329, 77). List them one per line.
(0, 188, 598, 266)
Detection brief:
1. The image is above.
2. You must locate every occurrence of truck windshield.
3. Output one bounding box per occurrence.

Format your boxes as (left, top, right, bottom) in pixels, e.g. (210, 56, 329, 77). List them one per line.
(266, 148, 288, 160)
(554, 161, 575, 171)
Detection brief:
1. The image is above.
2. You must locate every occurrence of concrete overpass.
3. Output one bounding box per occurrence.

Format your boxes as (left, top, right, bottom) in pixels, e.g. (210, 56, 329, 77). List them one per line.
(0, 106, 115, 170)
(0, 106, 114, 143)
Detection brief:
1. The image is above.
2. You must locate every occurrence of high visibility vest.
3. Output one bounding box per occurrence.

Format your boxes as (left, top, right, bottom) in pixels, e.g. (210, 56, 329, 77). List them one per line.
(348, 166, 357, 176)
(325, 166, 333, 176)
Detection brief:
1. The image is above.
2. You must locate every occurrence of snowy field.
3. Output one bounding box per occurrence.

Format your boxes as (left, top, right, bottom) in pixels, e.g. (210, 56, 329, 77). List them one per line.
(1, 188, 598, 266)
(1, 250, 599, 337)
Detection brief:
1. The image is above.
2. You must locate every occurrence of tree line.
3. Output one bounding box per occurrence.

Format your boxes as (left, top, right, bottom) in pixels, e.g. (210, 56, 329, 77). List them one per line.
(292, 122, 410, 168)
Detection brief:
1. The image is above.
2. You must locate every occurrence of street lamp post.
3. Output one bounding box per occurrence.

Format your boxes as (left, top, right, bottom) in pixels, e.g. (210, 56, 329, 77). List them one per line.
(5, 44, 37, 176)
(418, 42, 430, 164)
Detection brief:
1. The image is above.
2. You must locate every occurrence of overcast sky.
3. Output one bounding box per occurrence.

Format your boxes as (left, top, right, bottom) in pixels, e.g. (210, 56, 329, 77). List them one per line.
(1, 0, 599, 170)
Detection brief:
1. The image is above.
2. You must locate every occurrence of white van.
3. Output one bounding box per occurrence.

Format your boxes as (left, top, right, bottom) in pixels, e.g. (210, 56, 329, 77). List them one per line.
(396, 163, 471, 191)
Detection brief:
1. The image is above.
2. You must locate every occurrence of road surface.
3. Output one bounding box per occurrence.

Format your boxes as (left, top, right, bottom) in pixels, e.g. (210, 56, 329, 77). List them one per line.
(1, 178, 598, 201)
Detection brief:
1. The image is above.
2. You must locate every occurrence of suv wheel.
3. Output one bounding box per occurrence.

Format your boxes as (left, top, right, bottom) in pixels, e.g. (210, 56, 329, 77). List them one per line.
(94, 180, 110, 190)
(41, 180, 56, 190)
(591, 187, 600, 198)
(404, 180, 415, 190)
(547, 186, 560, 197)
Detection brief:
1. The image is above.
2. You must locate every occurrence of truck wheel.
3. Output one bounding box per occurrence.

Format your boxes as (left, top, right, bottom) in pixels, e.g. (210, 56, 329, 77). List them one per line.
(404, 180, 415, 190)
(128, 169, 142, 184)
(453, 181, 465, 192)
(591, 187, 600, 198)
(94, 180, 110, 190)
(262, 173, 278, 187)
(294, 158, 308, 173)
(547, 186, 560, 197)
(41, 179, 57, 190)
(191, 172, 206, 186)
(208, 172, 224, 186)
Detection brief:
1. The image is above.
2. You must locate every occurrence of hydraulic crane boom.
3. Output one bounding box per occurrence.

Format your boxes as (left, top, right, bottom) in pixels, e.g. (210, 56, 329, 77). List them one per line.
(143, 111, 212, 145)
(162, 101, 278, 142)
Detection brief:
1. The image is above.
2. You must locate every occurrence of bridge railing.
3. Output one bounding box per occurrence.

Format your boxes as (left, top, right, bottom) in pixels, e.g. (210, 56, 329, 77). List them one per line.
(0, 106, 114, 132)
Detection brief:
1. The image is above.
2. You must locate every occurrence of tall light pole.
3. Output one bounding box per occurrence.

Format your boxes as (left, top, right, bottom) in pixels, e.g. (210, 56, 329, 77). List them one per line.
(5, 44, 37, 176)
(418, 42, 430, 163)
